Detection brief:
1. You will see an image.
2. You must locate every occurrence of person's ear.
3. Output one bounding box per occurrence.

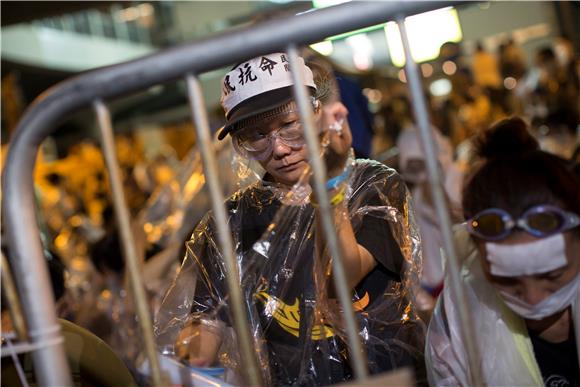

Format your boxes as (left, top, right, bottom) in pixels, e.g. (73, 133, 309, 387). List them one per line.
(313, 99, 321, 114)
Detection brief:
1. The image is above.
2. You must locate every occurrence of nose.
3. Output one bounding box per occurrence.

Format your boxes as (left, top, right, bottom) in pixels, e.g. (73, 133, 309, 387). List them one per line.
(271, 135, 292, 159)
(520, 284, 548, 306)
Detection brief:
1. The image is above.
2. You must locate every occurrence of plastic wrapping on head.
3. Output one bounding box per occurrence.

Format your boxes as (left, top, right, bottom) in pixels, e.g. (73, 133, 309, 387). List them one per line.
(155, 149, 426, 385)
(426, 226, 545, 386)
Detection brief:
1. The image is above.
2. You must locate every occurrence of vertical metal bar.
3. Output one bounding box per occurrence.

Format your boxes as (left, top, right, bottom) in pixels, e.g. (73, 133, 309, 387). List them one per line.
(1, 252, 29, 341)
(184, 74, 263, 387)
(2, 183, 72, 385)
(287, 45, 368, 381)
(93, 100, 165, 387)
(396, 18, 484, 386)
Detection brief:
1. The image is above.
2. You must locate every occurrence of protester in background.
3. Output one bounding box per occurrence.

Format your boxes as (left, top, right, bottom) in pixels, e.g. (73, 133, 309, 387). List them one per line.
(397, 127, 463, 302)
(472, 41, 501, 91)
(499, 38, 527, 80)
(155, 53, 425, 385)
(427, 117, 579, 386)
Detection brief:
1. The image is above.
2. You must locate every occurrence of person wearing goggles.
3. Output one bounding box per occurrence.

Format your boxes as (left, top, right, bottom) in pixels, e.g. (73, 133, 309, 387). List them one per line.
(427, 117, 580, 386)
(155, 53, 425, 385)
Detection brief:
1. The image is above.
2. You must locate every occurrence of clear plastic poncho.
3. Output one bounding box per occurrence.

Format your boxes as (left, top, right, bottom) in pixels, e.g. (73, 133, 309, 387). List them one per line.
(155, 154, 425, 386)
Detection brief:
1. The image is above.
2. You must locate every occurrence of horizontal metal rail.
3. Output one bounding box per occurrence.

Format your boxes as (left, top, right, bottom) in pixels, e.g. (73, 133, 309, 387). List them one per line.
(2, 1, 465, 385)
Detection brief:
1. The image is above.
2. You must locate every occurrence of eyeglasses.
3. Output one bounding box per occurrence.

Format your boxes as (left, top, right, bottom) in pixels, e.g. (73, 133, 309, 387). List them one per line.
(232, 111, 305, 161)
(466, 205, 580, 241)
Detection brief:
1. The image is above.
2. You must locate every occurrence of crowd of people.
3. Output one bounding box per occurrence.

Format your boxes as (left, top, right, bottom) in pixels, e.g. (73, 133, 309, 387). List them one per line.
(2, 34, 579, 386)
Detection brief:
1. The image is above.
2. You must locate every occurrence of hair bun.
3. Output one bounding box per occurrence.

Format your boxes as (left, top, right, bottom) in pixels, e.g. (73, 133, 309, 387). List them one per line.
(475, 117, 539, 159)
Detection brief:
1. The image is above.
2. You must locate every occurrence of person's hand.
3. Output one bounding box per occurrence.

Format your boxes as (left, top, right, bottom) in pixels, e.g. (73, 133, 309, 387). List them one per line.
(175, 322, 222, 367)
(319, 101, 352, 178)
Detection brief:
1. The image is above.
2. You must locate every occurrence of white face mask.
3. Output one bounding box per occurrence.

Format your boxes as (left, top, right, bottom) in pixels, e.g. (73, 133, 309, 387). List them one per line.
(499, 274, 580, 320)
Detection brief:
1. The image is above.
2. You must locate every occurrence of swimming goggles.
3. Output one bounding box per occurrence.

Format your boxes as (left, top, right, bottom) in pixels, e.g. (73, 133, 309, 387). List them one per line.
(466, 204, 580, 241)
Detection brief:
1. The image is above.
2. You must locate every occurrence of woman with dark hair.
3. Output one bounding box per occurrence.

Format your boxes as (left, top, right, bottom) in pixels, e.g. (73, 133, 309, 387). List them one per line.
(426, 117, 579, 386)
(155, 53, 425, 385)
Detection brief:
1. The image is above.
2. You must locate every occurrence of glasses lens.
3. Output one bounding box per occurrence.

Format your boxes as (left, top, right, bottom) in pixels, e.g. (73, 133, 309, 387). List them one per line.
(237, 131, 270, 153)
(472, 212, 506, 238)
(526, 211, 563, 235)
(278, 122, 304, 148)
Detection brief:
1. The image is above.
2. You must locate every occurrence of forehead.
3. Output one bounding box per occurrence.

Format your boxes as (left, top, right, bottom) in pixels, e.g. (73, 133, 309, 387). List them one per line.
(237, 102, 299, 129)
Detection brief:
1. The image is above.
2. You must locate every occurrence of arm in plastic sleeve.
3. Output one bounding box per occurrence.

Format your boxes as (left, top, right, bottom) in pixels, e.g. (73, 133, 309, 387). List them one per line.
(350, 163, 414, 279)
(154, 214, 229, 365)
(425, 295, 469, 387)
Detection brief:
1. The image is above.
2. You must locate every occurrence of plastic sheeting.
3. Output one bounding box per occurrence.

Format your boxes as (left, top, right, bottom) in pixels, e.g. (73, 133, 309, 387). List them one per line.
(155, 150, 426, 385)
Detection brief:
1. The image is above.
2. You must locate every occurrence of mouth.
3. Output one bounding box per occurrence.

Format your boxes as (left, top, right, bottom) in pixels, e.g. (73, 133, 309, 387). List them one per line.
(277, 160, 304, 172)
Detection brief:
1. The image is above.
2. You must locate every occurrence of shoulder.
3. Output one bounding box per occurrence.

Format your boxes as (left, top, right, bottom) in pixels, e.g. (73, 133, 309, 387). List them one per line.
(349, 159, 407, 204)
(352, 159, 400, 179)
(224, 183, 262, 211)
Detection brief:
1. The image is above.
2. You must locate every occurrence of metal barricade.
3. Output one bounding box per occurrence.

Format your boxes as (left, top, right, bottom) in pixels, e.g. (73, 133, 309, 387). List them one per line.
(2, 1, 481, 386)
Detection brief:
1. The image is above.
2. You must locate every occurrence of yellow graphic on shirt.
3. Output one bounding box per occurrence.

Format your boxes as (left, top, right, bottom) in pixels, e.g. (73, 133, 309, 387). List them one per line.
(255, 291, 370, 340)
(352, 291, 370, 312)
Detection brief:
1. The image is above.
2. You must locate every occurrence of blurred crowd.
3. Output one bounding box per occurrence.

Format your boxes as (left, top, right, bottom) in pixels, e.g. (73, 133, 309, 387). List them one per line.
(1, 34, 578, 383)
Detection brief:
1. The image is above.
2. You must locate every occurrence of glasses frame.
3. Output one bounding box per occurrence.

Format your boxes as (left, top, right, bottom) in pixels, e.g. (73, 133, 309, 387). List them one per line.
(232, 99, 320, 161)
(233, 115, 304, 160)
(466, 204, 580, 241)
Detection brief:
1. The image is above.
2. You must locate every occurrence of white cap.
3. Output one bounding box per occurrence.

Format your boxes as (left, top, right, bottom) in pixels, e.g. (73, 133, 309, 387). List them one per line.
(218, 53, 316, 140)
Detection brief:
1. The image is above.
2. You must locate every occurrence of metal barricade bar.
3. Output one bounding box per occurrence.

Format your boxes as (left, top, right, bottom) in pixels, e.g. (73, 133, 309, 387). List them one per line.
(184, 74, 263, 386)
(2, 2, 466, 385)
(396, 18, 483, 385)
(287, 45, 368, 380)
(1, 252, 29, 342)
(93, 101, 166, 386)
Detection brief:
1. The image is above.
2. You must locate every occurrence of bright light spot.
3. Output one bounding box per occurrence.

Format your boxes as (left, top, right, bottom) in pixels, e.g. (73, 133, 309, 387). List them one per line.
(429, 78, 452, 96)
(442, 60, 457, 75)
(365, 89, 383, 104)
(421, 63, 433, 77)
(312, 0, 351, 8)
(347, 33, 374, 71)
(117, 3, 154, 22)
(353, 52, 371, 70)
(504, 77, 517, 90)
(117, 7, 139, 22)
(398, 69, 407, 83)
(385, 7, 463, 67)
(310, 41, 334, 56)
(138, 3, 154, 17)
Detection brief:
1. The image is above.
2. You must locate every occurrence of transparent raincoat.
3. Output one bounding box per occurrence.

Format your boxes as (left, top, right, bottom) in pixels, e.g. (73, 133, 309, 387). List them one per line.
(426, 227, 547, 386)
(155, 151, 426, 385)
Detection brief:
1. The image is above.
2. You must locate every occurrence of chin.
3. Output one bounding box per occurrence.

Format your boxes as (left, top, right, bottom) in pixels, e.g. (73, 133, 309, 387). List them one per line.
(274, 167, 306, 186)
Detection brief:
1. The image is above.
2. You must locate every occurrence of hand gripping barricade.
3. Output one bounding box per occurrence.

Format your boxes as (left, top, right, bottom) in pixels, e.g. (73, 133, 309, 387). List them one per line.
(2, 1, 481, 386)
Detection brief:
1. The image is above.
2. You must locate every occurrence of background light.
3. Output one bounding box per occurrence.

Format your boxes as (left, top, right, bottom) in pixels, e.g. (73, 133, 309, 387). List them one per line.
(310, 41, 334, 56)
(346, 33, 374, 70)
(398, 69, 407, 83)
(385, 7, 463, 67)
(312, 0, 350, 8)
(429, 78, 452, 96)
(421, 63, 433, 77)
(442, 60, 457, 75)
(503, 77, 517, 90)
